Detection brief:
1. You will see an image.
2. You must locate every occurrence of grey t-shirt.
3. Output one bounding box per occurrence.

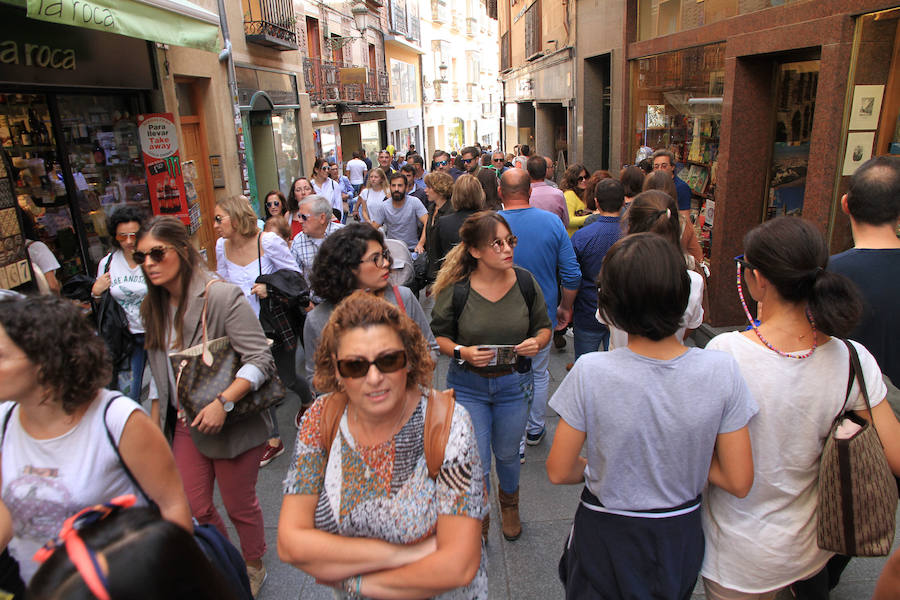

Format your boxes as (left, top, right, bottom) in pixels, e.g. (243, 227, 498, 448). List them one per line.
(303, 285, 437, 390)
(549, 347, 757, 511)
(370, 196, 427, 250)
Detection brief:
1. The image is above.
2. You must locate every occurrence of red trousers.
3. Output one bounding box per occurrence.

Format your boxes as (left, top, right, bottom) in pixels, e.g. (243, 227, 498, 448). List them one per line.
(173, 421, 266, 561)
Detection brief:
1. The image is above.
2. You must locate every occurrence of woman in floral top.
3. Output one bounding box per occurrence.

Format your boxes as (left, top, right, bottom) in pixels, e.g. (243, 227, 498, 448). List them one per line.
(279, 291, 487, 599)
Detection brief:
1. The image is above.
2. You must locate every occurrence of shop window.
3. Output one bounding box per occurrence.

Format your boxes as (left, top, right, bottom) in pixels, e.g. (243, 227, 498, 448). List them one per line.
(390, 59, 418, 105)
(636, 0, 809, 41)
(630, 43, 725, 259)
(176, 82, 197, 117)
(272, 111, 301, 197)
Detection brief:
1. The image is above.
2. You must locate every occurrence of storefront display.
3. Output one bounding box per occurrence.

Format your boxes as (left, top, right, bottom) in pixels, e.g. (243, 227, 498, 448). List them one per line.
(630, 43, 724, 259)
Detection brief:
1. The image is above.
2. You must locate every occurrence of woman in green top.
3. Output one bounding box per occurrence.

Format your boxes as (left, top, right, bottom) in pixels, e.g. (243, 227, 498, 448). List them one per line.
(430, 211, 551, 544)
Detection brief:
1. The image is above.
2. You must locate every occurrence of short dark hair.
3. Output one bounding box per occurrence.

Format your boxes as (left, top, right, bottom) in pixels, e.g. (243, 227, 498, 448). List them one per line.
(519, 145, 530, 157)
(526, 155, 547, 179)
(388, 171, 407, 186)
(352, 150, 360, 159)
(619, 165, 646, 198)
(846, 155, 900, 226)
(598, 233, 690, 341)
(107, 206, 146, 250)
(625, 190, 682, 252)
(594, 179, 625, 213)
(400, 164, 416, 175)
(310, 224, 389, 305)
(408, 154, 424, 167)
(745, 217, 861, 337)
(29, 507, 240, 600)
(461, 146, 480, 158)
(0, 295, 111, 413)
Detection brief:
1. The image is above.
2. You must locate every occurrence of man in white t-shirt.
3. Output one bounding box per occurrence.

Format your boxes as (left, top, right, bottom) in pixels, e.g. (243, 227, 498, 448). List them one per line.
(25, 239, 60, 293)
(345, 150, 368, 195)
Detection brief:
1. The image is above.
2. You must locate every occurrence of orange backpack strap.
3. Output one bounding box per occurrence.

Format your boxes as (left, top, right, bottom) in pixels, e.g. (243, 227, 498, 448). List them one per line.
(319, 392, 349, 454)
(424, 388, 456, 479)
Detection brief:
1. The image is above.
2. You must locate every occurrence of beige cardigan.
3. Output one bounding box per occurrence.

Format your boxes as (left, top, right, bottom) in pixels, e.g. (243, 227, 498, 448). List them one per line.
(146, 273, 275, 459)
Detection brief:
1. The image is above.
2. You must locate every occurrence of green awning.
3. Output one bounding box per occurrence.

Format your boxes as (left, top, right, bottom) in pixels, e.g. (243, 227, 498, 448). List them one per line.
(16, 0, 220, 52)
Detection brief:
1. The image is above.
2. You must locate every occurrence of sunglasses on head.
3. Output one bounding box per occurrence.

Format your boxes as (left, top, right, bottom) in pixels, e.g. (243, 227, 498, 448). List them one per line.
(336, 350, 407, 378)
(133, 245, 175, 264)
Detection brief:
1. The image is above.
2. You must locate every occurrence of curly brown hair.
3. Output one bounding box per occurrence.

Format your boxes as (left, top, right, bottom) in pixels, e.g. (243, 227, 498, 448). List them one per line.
(0, 295, 111, 413)
(313, 291, 434, 393)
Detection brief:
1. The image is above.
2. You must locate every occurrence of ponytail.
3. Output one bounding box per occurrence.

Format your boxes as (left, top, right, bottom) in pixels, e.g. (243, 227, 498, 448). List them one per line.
(431, 210, 511, 297)
(744, 217, 862, 337)
(432, 243, 475, 296)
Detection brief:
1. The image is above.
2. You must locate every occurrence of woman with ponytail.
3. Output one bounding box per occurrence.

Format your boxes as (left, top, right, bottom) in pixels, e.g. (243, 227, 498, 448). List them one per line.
(430, 211, 551, 543)
(701, 216, 900, 600)
(597, 190, 705, 350)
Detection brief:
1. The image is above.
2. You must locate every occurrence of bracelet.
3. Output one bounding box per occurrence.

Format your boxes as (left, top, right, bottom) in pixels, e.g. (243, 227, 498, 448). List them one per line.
(342, 574, 362, 596)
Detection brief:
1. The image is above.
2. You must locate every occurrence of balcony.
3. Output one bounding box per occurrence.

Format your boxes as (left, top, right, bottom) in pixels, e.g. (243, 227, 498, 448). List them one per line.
(431, 0, 448, 23)
(303, 57, 390, 105)
(466, 17, 477, 37)
(243, 0, 298, 50)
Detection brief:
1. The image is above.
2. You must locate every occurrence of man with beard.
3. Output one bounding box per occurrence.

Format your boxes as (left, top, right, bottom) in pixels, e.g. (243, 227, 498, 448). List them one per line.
(368, 172, 428, 253)
(460, 146, 501, 210)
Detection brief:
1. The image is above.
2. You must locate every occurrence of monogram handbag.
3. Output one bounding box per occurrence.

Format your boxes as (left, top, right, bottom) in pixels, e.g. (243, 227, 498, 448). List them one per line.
(816, 340, 898, 556)
(169, 280, 285, 424)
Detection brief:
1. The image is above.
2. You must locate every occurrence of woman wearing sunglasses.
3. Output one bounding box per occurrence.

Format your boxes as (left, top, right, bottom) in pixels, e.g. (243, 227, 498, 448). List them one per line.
(263, 189, 287, 222)
(700, 217, 900, 600)
(430, 211, 551, 542)
(358, 167, 389, 226)
(279, 291, 487, 599)
(90, 206, 150, 399)
(0, 295, 192, 585)
(288, 177, 315, 237)
(303, 223, 436, 392)
(561, 164, 591, 237)
(137, 216, 276, 596)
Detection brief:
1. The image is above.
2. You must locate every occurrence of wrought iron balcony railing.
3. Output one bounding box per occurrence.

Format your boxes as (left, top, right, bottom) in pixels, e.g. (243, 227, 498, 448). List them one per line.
(243, 0, 298, 50)
(303, 57, 391, 105)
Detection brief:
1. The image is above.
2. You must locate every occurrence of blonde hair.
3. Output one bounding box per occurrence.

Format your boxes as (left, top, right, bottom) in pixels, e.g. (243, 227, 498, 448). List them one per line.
(424, 171, 454, 200)
(432, 210, 510, 296)
(365, 168, 390, 195)
(216, 195, 260, 238)
(450, 174, 485, 211)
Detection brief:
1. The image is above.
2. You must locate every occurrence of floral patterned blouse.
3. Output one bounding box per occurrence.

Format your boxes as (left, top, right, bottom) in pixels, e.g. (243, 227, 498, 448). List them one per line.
(283, 390, 489, 599)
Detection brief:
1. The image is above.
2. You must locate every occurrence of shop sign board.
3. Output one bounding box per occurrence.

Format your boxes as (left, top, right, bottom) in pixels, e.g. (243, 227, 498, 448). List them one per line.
(137, 113, 188, 225)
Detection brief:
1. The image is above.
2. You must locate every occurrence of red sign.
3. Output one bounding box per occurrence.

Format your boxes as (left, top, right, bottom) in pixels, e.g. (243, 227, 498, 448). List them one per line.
(137, 113, 189, 225)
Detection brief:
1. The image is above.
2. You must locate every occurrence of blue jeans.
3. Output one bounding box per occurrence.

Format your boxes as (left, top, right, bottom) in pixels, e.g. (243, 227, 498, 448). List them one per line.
(573, 326, 610, 361)
(446, 362, 533, 494)
(129, 334, 147, 401)
(525, 344, 550, 437)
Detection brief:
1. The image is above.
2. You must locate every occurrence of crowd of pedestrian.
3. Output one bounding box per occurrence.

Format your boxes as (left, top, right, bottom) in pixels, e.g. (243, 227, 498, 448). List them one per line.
(0, 147, 899, 600)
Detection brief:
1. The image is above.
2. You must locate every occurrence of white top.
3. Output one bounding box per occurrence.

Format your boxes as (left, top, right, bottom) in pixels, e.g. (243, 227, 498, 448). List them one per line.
(599, 269, 704, 349)
(312, 177, 343, 217)
(346, 158, 367, 185)
(25, 240, 60, 274)
(700, 334, 887, 593)
(215, 232, 299, 317)
(95, 250, 147, 334)
(0, 391, 146, 582)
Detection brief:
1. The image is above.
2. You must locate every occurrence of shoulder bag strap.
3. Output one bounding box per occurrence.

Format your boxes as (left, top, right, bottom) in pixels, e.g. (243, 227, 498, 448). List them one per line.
(424, 389, 456, 480)
(0, 404, 15, 450)
(451, 279, 471, 341)
(104, 253, 114, 274)
(257, 233, 262, 275)
(320, 392, 349, 458)
(103, 394, 155, 507)
(200, 279, 224, 366)
(393, 285, 406, 315)
(842, 339, 879, 435)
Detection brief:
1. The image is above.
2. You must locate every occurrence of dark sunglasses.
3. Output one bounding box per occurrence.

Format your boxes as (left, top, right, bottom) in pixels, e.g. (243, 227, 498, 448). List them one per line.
(336, 350, 407, 378)
(733, 254, 755, 272)
(133, 245, 175, 264)
(299, 213, 312, 221)
(266, 200, 281, 207)
(462, 158, 474, 164)
(214, 215, 227, 224)
(492, 157, 504, 162)
(435, 160, 449, 167)
(577, 175, 587, 182)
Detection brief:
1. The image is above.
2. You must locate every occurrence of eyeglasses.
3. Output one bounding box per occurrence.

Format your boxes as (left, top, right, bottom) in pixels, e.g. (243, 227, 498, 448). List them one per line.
(435, 160, 449, 167)
(492, 157, 504, 162)
(115, 232, 138, 242)
(133, 245, 175, 264)
(266, 200, 281, 208)
(214, 215, 229, 224)
(336, 350, 407, 378)
(359, 248, 392, 268)
(299, 213, 313, 221)
(462, 158, 474, 164)
(733, 254, 755, 272)
(489, 235, 518, 253)
(652, 163, 672, 170)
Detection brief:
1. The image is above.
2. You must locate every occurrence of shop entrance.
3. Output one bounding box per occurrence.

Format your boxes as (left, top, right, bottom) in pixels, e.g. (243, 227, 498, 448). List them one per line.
(583, 54, 611, 171)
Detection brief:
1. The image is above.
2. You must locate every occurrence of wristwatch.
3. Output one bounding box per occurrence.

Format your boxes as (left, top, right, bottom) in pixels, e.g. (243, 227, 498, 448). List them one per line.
(453, 344, 463, 361)
(216, 393, 234, 413)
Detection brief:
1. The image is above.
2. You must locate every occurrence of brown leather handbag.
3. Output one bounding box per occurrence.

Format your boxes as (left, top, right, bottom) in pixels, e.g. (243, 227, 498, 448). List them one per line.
(170, 280, 285, 424)
(816, 340, 898, 556)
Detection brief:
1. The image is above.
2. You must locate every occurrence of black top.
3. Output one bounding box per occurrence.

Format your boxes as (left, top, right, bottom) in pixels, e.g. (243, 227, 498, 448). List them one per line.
(435, 209, 478, 266)
(425, 200, 457, 282)
(829, 247, 900, 384)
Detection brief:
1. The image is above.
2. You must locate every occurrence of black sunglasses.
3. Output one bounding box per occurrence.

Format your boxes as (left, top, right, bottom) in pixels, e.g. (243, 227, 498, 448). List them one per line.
(435, 160, 448, 167)
(266, 200, 281, 207)
(134, 245, 175, 264)
(462, 158, 474, 164)
(336, 350, 407, 378)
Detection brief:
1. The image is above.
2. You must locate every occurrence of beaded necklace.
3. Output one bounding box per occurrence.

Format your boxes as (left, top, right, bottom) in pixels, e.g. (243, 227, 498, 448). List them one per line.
(736, 261, 818, 359)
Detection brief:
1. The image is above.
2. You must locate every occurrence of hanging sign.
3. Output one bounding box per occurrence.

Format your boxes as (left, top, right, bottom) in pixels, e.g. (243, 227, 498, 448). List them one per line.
(137, 113, 188, 225)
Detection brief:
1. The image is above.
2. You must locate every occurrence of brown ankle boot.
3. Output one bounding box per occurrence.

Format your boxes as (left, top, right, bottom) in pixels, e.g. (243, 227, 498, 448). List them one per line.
(498, 487, 521, 541)
(481, 514, 490, 543)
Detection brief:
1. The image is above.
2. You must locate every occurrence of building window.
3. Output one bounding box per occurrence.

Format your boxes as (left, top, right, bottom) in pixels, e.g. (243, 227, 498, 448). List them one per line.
(524, 1, 540, 59)
(390, 59, 418, 105)
(636, 0, 808, 41)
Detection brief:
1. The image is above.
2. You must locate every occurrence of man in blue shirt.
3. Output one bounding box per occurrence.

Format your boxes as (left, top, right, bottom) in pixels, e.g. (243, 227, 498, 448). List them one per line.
(570, 178, 625, 359)
(499, 169, 580, 458)
(652, 149, 692, 219)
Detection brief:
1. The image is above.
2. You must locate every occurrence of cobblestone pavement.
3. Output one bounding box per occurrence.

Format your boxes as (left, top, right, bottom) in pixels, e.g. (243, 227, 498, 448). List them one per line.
(234, 328, 897, 599)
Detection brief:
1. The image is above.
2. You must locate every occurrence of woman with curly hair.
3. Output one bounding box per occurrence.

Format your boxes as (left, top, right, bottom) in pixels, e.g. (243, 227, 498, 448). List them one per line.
(561, 164, 591, 237)
(0, 294, 192, 584)
(280, 291, 487, 598)
(302, 223, 436, 391)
